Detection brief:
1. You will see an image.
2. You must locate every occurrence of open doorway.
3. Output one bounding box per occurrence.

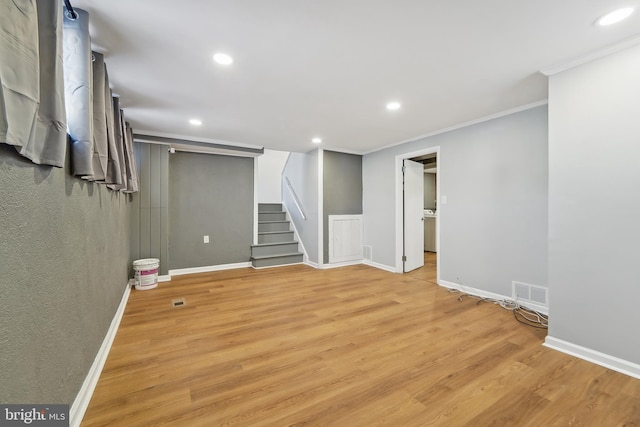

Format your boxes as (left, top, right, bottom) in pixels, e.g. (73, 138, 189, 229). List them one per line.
(394, 147, 440, 281)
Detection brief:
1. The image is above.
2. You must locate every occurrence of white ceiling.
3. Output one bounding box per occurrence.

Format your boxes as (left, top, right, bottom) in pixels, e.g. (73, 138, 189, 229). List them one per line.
(72, 0, 640, 154)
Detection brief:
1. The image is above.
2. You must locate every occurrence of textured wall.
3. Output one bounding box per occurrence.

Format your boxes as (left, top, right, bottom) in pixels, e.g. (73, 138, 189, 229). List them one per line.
(168, 151, 254, 269)
(323, 150, 363, 264)
(0, 144, 131, 404)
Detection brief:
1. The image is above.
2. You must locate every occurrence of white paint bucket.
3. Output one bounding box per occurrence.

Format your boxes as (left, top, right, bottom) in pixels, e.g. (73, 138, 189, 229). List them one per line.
(133, 258, 160, 290)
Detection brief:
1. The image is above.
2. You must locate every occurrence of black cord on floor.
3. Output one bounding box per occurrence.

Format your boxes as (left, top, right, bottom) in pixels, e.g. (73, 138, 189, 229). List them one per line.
(513, 308, 548, 329)
(449, 288, 548, 329)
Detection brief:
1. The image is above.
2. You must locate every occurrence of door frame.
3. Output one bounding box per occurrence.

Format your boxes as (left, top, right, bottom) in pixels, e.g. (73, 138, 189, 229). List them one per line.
(394, 146, 440, 280)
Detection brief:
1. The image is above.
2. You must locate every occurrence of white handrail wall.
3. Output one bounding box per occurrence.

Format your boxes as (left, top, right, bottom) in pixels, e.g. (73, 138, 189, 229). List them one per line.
(285, 177, 306, 220)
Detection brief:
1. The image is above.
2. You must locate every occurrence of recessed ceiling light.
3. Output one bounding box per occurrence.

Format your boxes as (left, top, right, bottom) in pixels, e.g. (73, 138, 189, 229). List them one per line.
(312, 137, 322, 144)
(189, 119, 202, 126)
(213, 52, 234, 65)
(386, 101, 401, 111)
(597, 7, 634, 26)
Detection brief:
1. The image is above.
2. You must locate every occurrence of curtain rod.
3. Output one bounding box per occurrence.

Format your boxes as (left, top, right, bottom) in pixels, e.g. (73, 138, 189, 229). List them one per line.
(63, 0, 78, 19)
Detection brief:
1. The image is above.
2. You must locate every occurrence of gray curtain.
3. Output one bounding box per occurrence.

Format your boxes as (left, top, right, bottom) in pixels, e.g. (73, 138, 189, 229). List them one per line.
(104, 68, 121, 185)
(1, 3, 139, 192)
(0, 0, 67, 167)
(123, 122, 139, 193)
(63, 7, 94, 178)
(91, 52, 108, 181)
(108, 97, 127, 191)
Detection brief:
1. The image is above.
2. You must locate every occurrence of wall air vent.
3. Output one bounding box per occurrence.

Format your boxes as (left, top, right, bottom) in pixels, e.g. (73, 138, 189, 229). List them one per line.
(512, 281, 548, 306)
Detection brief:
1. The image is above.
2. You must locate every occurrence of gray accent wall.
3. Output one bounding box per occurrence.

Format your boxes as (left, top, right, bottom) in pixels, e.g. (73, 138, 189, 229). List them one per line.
(323, 150, 363, 264)
(168, 151, 254, 269)
(363, 106, 548, 297)
(282, 149, 320, 264)
(548, 44, 640, 364)
(0, 145, 132, 404)
(131, 142, 169, 275)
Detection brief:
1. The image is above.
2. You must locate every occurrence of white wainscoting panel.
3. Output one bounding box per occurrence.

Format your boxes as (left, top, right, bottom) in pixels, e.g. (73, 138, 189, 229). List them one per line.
(328, 215, 363, 263)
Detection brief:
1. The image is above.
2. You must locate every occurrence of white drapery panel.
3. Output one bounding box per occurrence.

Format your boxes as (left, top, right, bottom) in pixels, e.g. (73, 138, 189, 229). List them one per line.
(62, 7, 93, 177)
(0, 0, 67, 167)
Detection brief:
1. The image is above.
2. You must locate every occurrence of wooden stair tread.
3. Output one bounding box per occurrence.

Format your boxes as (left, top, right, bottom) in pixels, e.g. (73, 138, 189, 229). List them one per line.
(251, 242, 298, 248)
(250, 252, 303, 260)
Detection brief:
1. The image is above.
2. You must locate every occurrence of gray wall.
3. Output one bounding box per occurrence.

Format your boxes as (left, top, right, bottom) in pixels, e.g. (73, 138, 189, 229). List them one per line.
(363, 106, 548, 297)
(424, 173, 436, 209)
(548, 44, 640, 364)
(282, 149, 320, 264)
(131, 143, 169, 275)
(0, 145, 131, 404)
(168, 151, 254, 269)
(323, 150, 363, 264)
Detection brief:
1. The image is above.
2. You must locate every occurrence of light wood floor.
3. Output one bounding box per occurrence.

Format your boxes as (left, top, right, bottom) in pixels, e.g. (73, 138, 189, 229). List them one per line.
(81, 253, 640, 426)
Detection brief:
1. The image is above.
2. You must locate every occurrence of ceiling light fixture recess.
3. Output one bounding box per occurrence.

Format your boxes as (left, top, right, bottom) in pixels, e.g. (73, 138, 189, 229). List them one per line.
(189, 119, 202, 126)
(312, 137, 322, 144)
(213, 52, 234, 65)
(597, 7, 634, 26)
(386, 101, 401, 111)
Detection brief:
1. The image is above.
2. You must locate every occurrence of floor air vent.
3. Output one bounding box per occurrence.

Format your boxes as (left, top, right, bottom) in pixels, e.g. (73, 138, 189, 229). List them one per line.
(172, 298, 186, 307)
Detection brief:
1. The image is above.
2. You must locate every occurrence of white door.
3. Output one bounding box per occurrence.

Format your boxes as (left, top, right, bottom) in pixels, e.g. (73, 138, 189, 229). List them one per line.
(403, 159, 424, 272)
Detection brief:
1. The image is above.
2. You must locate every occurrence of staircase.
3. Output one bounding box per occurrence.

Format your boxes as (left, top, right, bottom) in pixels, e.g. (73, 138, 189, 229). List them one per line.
(251, 203, 304, 268)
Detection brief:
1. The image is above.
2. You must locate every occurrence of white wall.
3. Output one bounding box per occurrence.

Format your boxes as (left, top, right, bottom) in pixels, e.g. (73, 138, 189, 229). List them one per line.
(282, 149, 320, 264)
(547, 43, 640, 367)
(257, 149, 290, 203)
(363, 106, 548, 297)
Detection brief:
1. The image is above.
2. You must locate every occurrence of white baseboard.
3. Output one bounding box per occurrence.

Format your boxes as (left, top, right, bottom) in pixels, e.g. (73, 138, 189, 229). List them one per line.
(439, 280, 549, 315)
(321, 260, 363, 269)
(157, 274, 171, 282)
(306, 259, 396, 272)
(363, 259, 399, 273)
(544, 336, 640, 380)
(70, 283, 131, 427)
(304, 260, 319, 269)
(168, 262, 251, 276)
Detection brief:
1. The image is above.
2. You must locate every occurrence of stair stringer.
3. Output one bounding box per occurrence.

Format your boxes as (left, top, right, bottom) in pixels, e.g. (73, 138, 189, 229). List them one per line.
(281, 202, 312, 266)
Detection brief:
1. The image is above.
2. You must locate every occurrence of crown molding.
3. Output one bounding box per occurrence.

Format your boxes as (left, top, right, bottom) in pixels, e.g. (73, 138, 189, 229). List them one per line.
(365, 100, 548, 155)
(540, 34, 640, 76)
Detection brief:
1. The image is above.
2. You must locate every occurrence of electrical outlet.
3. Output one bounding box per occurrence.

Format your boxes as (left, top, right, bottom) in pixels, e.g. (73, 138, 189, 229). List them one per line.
(203, 235, 209, 244)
